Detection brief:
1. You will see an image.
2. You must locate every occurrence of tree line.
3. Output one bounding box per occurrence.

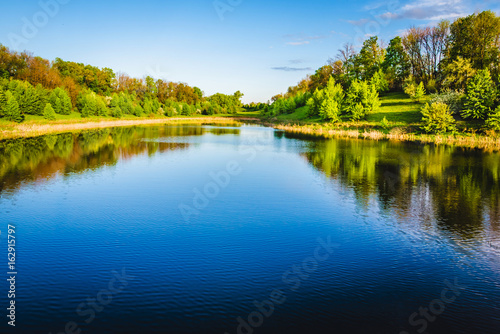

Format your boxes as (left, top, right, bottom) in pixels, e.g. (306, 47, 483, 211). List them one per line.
(0, 46, 244, 122)
(262, 10, 500, 133)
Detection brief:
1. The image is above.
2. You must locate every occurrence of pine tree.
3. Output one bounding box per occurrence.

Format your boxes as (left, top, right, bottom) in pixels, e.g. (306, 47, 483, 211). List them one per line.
(5, 92, 24, 123)
(34, 84, 48, 115)
(319, 77, 344, 122)
(62, 94, 72, 115)
(43, 103, 57, 121)
(81, 104, 91, 118)
(370, 69, 389, 93)
(345, 80, 380, 120)
(23, 86, 39, 115)
(414, 82, 426, 102)
(306, 88, 325, 117)
(96, 98, 108, 116)
(111, 105, 122, 118)
(462, 69, 497, 120)
(421, 102, 457, 133)
(486, 106, 500, 131)
(54, 97, 62, 114)
(0, 88, 6, 117)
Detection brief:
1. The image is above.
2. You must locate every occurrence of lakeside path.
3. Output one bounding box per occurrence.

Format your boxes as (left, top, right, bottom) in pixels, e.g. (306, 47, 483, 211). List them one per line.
(0, 117, 260, 140)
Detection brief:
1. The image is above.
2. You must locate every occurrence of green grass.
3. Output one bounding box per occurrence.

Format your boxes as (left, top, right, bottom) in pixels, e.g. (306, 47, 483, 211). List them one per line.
(271, 92, 430, 127)
(276, 106, 321, 122)
(367, 92, 429, 124)
(25, 111, 84, 122)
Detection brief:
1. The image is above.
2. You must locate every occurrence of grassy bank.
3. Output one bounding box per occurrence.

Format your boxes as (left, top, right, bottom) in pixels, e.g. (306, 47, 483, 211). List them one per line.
(2, 94, 499, 151)
(267, 92, 500, 150)
(0, 113, 260, 140)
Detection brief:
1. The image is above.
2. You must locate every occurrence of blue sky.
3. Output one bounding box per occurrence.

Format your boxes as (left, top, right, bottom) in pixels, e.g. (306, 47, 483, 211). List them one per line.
(0, 0, 498, 103)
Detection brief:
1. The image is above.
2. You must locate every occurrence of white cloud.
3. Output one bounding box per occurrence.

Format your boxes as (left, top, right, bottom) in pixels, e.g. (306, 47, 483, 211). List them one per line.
(286, 41, 310, 46)
(271, 66, 313, 72)
(379, 0, 470, 21)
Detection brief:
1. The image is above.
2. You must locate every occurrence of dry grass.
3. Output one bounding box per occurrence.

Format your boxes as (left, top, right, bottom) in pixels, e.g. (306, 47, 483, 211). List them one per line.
(2, 115, 500, 151)
(273, 123, 500, 151)
(0, 117, 259, 140)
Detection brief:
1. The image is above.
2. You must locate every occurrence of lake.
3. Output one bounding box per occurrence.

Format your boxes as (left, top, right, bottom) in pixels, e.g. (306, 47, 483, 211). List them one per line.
(0, 124, 499, 333)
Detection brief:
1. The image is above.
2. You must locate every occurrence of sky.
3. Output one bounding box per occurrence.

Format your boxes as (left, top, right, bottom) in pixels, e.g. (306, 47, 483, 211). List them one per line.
(0, 0, 499, 103)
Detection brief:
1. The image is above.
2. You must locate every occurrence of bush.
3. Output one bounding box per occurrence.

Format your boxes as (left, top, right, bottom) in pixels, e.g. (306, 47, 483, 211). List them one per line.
(380, 116, 390, 129)
(426, 78, 437, 94)
(43, 103, 56, 120)
(486, 106, 500, 131)
(421, 102, 457, 133)
(462, 69, 497, 120)
(111, 105, 123, 118)
(429, 90, 465, 115)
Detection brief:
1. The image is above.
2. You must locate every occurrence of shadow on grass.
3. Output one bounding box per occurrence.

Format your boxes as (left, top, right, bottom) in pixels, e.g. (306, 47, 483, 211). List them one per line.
(368, 111, 422, 123)
(381, 100, 417, 107)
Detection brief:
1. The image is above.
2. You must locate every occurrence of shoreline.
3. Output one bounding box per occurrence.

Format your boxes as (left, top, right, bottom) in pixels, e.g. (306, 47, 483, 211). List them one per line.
(0, 117, 259, 140)
(270, 122, 500, 151)
(1, 116, 500, 151)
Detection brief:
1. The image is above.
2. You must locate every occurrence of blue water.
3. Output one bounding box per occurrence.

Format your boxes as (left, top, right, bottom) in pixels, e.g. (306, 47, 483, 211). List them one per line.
(0, 124, 499, 333)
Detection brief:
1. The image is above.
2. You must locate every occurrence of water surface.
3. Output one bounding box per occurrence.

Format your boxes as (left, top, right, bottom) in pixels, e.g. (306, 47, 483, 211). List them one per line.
(0, 124, 499, 333)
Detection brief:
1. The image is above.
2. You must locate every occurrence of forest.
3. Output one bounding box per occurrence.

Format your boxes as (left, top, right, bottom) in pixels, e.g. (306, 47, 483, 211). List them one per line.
(254, 11, 500, 134)
(1, 10, 500, 136)
(0, 47, 244, 122)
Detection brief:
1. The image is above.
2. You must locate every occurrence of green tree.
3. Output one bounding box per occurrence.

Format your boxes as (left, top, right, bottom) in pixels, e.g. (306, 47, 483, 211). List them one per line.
(441, 57, 477, 91)
(43, 103, 57, 121)
(414, 82, 426, 102)
(444, 11, 500, 72)
(462, 69, 497, 120)
(111, 105, 122, 118)
(319, 77, 344, 122)
(486, 106, 500, 131)
(355, 36, 385, 80)
(96, 98, 108, 116)
(370, 69, 389, 93)
(306, 88, 325, 117)
(134, 104, 144, 117)
(0, 87, 7, 117)
(4, 91, 23, 122)
(421, 102, 457, 133)
(345, 80, 380, 120)
(382, 36, 410, 89)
